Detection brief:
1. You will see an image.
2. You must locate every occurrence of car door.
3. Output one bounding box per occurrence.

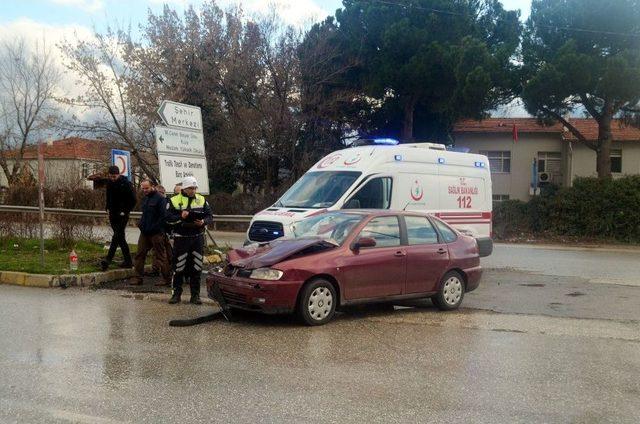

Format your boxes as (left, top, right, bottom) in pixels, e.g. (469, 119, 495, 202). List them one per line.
(340, 215, 405, 300)
(402, 215, 450, 293)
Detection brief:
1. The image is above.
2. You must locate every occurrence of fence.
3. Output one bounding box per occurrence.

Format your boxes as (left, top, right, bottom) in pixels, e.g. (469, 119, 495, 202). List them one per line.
(0, 205, 253, 224)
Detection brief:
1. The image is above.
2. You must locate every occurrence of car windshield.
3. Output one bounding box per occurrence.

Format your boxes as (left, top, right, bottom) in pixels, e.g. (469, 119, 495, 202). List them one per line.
(276, 171, 361, 209)
(292, 212, 364, 245)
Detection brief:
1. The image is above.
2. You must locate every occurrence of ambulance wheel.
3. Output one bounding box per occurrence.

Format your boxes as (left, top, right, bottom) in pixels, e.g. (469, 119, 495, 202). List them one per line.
(432, 271, 465, 310)
(298, 279, 336, 326)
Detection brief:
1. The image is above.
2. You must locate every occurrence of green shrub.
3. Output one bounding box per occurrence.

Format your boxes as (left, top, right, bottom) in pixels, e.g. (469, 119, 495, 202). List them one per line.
(492, 199, 529, 239)
(492, 176, 640, 243)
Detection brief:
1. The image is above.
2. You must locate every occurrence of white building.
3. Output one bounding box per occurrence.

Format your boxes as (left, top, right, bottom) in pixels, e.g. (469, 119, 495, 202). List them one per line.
(452, 118, 640, 202)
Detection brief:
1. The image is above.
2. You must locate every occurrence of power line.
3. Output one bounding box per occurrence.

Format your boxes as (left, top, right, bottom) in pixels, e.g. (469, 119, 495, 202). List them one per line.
(365, 0, 640, 38)
(536, 24, 640, 38)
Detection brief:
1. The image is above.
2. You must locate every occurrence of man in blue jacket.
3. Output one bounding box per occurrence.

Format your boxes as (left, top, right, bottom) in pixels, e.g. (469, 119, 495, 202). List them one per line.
(132, 180, 171, 285)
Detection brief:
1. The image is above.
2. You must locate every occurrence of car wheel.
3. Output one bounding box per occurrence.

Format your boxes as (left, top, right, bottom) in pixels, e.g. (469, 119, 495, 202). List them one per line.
(432, 271, 465, 311)
(297, 279, 337, 326)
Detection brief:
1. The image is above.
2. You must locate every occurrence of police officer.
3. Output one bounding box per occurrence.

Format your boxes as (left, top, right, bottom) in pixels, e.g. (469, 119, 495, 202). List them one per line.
(166, 176, 213, 304)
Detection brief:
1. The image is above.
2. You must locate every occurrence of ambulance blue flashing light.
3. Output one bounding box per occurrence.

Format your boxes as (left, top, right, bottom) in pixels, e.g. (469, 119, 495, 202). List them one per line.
(372, 138, 399, 145)
(438, 157, 446, 164)
(474, 161, 485, 168)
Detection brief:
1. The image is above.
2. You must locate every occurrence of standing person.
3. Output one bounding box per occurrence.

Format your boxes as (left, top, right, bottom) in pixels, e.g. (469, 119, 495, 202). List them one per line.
(132, 180, 171, 286)
(166, 176, 212, 304)
(101, 165, 136, 271)
(173, 183, 182, 195)
(150, 184, 173, 284)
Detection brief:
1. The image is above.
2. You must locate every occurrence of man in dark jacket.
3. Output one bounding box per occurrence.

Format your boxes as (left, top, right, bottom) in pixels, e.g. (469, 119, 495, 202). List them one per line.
(100, 165, 136, 271)
(131, 180, 171, 285)
(166, 176, 213, 304)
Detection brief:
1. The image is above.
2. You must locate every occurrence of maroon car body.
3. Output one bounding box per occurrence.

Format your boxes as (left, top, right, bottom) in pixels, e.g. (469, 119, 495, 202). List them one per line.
(206, 210, 482, 325)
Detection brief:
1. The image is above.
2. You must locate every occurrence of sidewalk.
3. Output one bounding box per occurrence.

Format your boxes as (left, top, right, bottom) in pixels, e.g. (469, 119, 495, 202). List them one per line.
(495, 241, 640, 253)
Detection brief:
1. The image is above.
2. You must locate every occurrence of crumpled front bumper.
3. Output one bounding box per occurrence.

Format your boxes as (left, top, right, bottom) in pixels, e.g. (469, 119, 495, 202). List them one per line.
(206, 272, 301, 314)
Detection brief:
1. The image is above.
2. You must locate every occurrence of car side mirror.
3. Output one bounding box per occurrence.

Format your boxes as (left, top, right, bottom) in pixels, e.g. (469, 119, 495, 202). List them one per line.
(352, 236, 376, 250)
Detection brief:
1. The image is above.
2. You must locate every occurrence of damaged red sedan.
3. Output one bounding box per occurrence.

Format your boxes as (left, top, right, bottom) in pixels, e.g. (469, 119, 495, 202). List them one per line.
(207, 210, 482, 325)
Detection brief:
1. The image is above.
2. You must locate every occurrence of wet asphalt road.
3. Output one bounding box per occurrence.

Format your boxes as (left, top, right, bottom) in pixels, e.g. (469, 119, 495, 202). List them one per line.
(1, 258, 639, 423)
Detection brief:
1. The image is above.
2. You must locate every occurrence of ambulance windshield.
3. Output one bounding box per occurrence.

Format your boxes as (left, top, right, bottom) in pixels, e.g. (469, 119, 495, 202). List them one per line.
(276, 171, 361, 209)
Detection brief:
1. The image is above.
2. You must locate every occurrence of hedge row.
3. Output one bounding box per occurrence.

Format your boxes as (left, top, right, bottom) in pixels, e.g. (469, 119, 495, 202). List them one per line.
(493, 176, 640, 243)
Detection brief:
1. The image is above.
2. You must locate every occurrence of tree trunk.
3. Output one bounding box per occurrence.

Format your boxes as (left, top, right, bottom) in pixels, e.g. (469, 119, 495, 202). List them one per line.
(400, 96, 417, 142)
(596, 117, 612, 178)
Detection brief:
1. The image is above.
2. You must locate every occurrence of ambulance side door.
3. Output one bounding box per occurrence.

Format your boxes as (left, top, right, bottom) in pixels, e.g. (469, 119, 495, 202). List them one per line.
(341, 175, 393, 210)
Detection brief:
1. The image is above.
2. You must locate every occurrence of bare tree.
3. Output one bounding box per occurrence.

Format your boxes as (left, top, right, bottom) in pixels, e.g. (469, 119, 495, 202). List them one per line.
(59, 28, 159, 181)
(0, 38, 59, 186)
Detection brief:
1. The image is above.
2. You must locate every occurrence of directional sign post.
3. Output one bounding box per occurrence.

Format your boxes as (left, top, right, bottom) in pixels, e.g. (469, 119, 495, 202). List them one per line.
(156, 100, 209, 194)
(157, 100, 203, 132)
(158, 155, 210, 194)
(155, 125, 205, 156)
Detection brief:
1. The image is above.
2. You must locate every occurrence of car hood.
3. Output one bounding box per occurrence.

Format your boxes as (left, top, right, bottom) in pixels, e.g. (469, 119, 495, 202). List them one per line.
(228, 237, 338, 269)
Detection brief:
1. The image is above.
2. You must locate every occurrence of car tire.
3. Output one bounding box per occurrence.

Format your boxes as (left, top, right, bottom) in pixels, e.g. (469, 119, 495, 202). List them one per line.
(432, 271, 465, 311)
(297, 278, 337, 326)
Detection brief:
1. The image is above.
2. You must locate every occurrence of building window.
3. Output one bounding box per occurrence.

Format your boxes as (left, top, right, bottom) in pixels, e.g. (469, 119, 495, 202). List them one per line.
(611, 150, 622, 173)
(537, 152, 562, 174)
(81, 163, 89, 178)
(492, 194, 510, 202)
(479, 151, 511, 173)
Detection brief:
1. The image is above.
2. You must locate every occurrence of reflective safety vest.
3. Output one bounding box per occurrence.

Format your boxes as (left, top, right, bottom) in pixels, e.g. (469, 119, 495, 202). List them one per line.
(167, 193, 210, 236)
(170, 193, 206, 211)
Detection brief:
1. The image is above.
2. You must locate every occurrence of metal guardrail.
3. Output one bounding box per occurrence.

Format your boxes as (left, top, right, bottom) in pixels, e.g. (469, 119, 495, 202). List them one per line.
(0, 205, 253, 223)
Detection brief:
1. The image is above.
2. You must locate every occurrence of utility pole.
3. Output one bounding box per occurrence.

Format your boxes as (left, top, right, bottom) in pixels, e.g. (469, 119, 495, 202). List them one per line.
(38, 140, 45, 267)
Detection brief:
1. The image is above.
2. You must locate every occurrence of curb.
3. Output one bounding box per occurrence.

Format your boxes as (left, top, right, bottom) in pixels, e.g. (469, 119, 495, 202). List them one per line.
(0, 267, 145, 288)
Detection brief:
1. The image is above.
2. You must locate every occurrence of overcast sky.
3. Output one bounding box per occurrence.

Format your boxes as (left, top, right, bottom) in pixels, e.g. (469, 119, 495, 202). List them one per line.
(0, 0, 531, 39)
(0, 0, 533, 118)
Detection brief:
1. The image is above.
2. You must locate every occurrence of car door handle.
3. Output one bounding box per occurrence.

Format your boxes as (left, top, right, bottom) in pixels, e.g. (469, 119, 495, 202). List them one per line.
(394, 251, 406, 257)
(437, 248, 447, 254)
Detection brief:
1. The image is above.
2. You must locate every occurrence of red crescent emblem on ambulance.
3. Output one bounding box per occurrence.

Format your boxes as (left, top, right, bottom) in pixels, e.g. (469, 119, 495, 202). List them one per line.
(410, 180, 424, 201)
(317, 154, 342, 169)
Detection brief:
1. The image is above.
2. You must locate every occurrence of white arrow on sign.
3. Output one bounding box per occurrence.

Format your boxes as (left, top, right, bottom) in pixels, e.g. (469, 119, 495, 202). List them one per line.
(155, 125, 205, 157)
(157, 100, 203, 131)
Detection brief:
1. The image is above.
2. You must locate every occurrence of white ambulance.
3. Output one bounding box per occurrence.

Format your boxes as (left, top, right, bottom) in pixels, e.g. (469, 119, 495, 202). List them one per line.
(247, 139, 493, 256)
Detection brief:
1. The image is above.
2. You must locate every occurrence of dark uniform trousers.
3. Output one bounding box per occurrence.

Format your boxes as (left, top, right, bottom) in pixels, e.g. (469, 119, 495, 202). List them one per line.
(172, 234, 205, 297)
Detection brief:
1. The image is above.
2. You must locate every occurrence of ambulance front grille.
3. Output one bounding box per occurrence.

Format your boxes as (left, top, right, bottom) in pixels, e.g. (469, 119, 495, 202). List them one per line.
(248, 221, 284, 242)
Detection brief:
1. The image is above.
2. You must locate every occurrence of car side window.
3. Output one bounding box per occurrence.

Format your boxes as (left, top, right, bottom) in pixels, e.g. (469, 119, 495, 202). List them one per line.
(433, 219, 457, 243)
(344, 177, 392, 209)
(358, 216, 401, 248)
(405, 216, 439, 245)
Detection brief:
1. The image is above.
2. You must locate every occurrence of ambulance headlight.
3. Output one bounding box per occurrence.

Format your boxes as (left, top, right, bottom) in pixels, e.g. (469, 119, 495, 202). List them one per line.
(249, 268, 283, 280)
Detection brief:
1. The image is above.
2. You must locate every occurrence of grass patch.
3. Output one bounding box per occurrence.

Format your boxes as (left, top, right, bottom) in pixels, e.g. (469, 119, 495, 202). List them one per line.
(0, 237, 136, 275)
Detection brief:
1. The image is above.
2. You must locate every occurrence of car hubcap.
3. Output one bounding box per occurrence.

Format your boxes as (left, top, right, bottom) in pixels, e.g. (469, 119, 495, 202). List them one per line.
(443, 277, 462, 306)
(308, 286, 333, 321)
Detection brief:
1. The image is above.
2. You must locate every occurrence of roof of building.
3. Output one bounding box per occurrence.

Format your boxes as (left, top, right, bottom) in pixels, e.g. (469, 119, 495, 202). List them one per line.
(11, 137, 111, 160)
(453, 118, 640, 142)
